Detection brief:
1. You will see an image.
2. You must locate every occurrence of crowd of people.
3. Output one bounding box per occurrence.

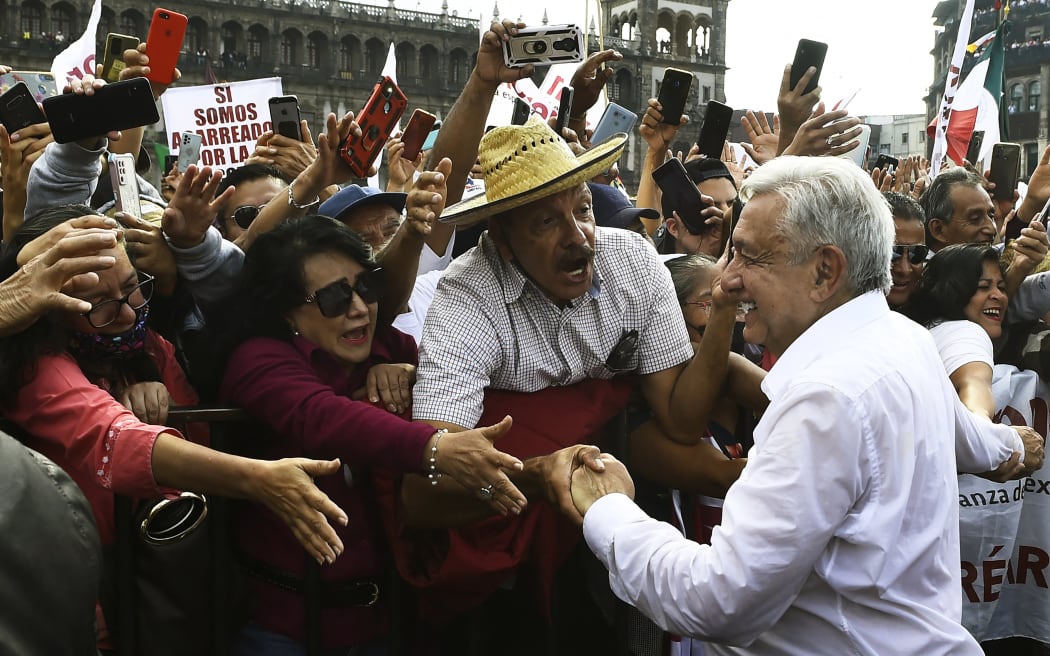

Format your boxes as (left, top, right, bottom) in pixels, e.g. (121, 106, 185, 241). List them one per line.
(0, 16, 1048, 656)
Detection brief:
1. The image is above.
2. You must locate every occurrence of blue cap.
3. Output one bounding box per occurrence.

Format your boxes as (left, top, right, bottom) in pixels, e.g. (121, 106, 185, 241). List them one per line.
(588, 182, 659, 231)
(318, 185, 407, 220)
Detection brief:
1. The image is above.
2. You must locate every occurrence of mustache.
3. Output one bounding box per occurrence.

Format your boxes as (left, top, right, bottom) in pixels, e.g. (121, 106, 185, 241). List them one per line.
(557, 244, 595, 269)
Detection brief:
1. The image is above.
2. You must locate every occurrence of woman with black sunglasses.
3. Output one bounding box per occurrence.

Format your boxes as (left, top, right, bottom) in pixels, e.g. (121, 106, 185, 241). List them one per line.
(0, 207, 351, 652)
(218, 215, 524, 655)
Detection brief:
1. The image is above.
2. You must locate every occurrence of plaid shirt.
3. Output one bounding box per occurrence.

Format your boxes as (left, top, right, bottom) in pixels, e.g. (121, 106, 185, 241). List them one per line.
(413, 227, 693, 428)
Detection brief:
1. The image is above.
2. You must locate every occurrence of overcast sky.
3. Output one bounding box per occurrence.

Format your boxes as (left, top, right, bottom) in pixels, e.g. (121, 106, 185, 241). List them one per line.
(404, 0, 946, 116)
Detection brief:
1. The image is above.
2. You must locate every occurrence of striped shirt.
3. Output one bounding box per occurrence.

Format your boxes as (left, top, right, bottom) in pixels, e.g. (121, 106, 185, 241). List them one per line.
(414, 227, 693, 428)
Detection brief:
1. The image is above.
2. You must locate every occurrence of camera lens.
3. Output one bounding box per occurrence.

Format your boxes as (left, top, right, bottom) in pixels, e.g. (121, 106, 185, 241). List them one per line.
(160, 12, 169, 18)
(523, 40, 548, 55)
(553, 37, 577, 53)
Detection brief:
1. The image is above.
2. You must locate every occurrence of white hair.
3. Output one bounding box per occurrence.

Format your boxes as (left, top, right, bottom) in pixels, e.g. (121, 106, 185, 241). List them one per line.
(740, 156, 893, 295)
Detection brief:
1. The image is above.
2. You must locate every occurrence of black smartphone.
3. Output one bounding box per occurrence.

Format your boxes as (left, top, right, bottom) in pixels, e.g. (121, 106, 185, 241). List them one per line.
(989, 143, 1021, 201)
(42, 78, 160, 144)
(268, 95, 302, 140)
(790, 39, 828, 95)
(696, 100, 734, 159)
(873, 154, 899, 173)
(511, 97, 531, 126)
(555, 86, 574, 134)
(652, 157, 709, 234)
(0, 82, 46, 132)
(657, 68, 693, 126)
(966, 130, 985, 165)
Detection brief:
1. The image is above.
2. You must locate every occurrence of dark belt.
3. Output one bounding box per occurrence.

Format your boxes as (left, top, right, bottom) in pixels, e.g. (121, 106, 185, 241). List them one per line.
(239, 554, 380, 608)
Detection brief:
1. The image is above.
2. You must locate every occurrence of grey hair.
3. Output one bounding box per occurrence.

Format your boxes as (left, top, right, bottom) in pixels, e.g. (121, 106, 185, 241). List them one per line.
(740, 156, 894, 295)
(917, 167, 984, 245)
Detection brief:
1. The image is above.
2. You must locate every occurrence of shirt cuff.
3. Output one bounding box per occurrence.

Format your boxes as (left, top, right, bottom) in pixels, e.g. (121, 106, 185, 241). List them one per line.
(995, 422, 1027, 464)
(582, 493, 649, 568)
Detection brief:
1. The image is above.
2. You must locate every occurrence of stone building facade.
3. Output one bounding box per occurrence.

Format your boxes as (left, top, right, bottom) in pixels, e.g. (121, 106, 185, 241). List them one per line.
(927, 0, 1050, 178)
(1, 0, 727, 191)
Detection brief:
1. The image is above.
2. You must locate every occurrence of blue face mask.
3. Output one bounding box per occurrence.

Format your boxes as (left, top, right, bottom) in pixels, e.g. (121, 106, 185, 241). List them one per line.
(69, 305, 150, 361)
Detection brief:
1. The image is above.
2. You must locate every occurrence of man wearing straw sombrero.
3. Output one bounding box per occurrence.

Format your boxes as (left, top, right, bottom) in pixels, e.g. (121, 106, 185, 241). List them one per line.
(376, 19, 757, 653)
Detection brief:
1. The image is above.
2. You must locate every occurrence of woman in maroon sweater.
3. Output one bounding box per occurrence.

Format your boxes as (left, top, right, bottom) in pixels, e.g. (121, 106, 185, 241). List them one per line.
(220, 216, 522, 654)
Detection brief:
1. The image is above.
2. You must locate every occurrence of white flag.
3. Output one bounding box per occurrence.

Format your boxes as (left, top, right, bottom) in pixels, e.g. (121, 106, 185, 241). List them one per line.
(368, 41, 398, 189)
(50, 0, 103, 87)
(930, 0, 977, 178)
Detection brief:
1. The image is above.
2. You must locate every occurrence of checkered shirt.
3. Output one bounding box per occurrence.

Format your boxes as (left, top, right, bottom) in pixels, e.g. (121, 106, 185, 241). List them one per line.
(413, 227, 693, 428)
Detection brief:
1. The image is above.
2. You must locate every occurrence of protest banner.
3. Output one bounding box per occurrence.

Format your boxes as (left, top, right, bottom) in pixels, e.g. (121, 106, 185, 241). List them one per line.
(959, 364, 1050, 643)
(160, 77, 283, 172)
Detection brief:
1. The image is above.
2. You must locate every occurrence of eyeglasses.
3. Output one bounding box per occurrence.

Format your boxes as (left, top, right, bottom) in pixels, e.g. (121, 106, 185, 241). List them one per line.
(684, 300, 713, 315)
(892, 244, 930, 265)
(82, 273, 154, 328)
(231, 205, 265, 230)
(304, 269, 383, 318)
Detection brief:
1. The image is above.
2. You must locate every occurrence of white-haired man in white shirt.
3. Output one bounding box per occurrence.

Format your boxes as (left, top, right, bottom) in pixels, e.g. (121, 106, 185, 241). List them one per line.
(562, 155, 1045, 655)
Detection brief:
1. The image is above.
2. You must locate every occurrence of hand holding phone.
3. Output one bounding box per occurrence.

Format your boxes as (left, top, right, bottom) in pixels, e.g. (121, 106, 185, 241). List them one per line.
(555, 86, 574, 134)
(989, 143, 1021, 201)
(401, 109, 437, 161)
(144, 8, 188, 85)
(696, 100, 734, 159)
(0, 82, 46, 132)
(652, 157, 710, 233)
(101, 34, 140, 83)
(503, 25, 584, 67)
(657, 68, 693, 126)
(789, 39, 828, 95)
(339, 76, 408, 178)
(42, 78, 160, 143)
(177, 132, 203, 172)
(268, 95, 302, 141)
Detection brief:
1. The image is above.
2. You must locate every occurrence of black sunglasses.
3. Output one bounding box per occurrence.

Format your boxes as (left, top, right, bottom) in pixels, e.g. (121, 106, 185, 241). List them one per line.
(304, 269, 383, 318)
(891, 244, 930, 265)
(231, 205, 265, 230)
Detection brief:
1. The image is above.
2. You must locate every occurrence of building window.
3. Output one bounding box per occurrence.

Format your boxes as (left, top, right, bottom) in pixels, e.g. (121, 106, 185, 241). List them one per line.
(21, 4, 43, 37)
(1010, 83, 1024, 113)
(51, 5, 74, 37)
(901, 132, 909, 145)
(1026, 143, 1040, 178)
(1029, 81, 1041, 112)
(703, 85, 711, 103)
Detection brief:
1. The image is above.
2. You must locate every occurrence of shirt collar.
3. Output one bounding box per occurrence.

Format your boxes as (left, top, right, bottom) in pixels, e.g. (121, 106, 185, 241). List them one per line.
(761, 291, 890, 400)
(482, 229, 606, 307)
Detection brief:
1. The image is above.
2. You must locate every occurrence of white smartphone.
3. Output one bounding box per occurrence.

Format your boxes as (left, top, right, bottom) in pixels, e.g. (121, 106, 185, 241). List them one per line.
(109, 152, 141, 219)
(590, 102, 638, 146)
(836, 123, 871, 168)
(177, 132, 203, 172)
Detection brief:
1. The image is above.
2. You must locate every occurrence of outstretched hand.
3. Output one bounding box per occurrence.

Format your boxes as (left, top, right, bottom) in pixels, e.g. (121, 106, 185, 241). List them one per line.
(437, 416, 526, 516)
(163, 165, 234, 249)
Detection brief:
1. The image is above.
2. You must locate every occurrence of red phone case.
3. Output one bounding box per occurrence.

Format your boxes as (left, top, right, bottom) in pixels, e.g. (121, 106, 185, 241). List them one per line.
(400, 109, 436, 161)
(144, 8, 188, 86)
(340, 76, 408, 178)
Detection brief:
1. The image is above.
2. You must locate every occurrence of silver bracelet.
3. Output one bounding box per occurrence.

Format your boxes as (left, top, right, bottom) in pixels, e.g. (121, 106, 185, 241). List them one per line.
(287, 178, 321, 210)
(427, 429, 448, 486)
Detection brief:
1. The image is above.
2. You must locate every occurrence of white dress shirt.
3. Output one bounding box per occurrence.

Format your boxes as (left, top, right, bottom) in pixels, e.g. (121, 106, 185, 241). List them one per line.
(584, 292, 985, 655)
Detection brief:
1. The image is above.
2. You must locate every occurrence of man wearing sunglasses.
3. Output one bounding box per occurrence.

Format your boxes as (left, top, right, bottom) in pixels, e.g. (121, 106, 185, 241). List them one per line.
(884, 192, 929, 310)
(214, 163, 288, 242)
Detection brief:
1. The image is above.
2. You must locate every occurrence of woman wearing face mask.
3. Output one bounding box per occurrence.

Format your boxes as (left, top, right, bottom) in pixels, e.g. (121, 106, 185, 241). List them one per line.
(218, 215, 524, 655)
(0, 207, 349, 650)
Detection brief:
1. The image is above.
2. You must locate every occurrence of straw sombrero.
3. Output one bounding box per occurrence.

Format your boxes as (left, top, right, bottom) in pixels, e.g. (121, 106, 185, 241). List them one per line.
(439, 115, 628, 227)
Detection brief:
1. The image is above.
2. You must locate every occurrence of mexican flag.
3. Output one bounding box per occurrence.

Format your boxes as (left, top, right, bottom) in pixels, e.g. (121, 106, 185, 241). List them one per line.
(927, 23, 1006, 167)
